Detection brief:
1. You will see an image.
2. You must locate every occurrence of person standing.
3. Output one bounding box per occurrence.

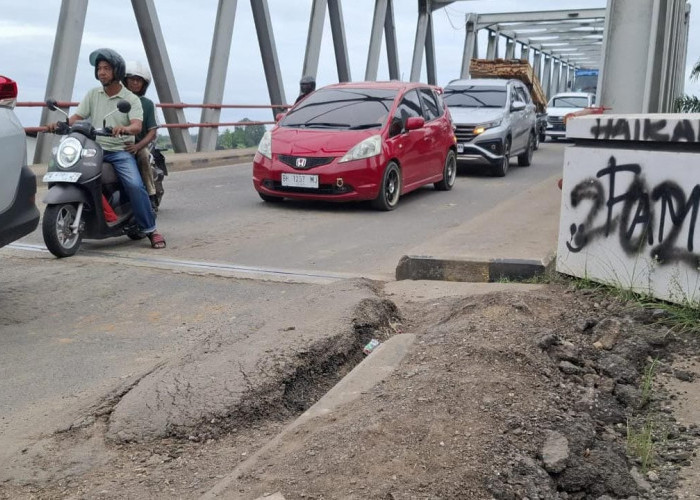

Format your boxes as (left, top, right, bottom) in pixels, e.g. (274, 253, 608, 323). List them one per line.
(47, 48, 166, 248)
(123, 61, 159, 210)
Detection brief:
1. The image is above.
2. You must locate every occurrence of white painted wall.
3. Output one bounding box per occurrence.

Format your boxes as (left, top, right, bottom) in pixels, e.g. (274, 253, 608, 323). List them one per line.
(557, 114, 700, 306)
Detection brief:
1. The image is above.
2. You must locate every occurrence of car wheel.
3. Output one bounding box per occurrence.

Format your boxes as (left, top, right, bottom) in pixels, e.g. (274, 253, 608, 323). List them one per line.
(434, 150, 456, 191)
(518, 132, 534, 167)
(372, 162, 401, 211)
(42, 203, 82, 258)
(258, 192, 284, 203)
(492, 139, 510, 177)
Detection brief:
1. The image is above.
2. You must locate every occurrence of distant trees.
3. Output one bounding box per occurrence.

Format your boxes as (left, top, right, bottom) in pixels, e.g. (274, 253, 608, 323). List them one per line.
(674, 58, 700, 113)
(216, 118, 266, 150)
(154, 118, 267, 152)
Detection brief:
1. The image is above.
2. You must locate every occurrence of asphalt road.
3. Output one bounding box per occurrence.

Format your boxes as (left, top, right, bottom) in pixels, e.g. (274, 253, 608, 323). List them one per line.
(0, 141, 567, 474)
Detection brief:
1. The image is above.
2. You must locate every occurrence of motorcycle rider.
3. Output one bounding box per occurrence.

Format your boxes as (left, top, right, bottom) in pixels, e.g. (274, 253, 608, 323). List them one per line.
(295, 75, 316, 104)
(122, 61, 159, 210)
(46, 48, 166, 249)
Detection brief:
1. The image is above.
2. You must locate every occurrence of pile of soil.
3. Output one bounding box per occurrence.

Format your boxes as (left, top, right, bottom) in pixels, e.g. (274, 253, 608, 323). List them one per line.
(2, 282, 699, 499)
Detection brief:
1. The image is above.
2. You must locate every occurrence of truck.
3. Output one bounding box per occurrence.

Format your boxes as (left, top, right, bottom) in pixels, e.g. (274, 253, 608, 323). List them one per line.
(571, 68, 599, 94)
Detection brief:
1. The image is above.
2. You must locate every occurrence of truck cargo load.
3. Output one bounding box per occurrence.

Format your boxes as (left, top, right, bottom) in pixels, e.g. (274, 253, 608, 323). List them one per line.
(469, 58, 547, 113)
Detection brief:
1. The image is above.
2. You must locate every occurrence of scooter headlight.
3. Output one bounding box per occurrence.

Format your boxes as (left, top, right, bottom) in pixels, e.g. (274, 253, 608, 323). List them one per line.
(56, 137, 83, 169)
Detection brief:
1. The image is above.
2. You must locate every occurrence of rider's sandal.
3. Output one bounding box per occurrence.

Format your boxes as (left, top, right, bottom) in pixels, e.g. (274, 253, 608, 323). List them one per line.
(148, 231, 166, 249)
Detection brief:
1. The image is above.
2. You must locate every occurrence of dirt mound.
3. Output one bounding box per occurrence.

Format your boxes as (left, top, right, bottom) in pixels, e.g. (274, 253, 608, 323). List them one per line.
(2, 283, 698, 499)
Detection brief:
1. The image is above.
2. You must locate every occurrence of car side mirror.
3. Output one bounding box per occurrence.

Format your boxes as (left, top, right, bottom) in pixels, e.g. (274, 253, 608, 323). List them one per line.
(405, 116, 425, 131)
(511, 101, 526, 112)
(275, 113, 286, 122)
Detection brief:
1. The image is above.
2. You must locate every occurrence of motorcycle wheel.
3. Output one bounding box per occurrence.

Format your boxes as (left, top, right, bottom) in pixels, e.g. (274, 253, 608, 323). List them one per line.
(42, 203, 82, 258)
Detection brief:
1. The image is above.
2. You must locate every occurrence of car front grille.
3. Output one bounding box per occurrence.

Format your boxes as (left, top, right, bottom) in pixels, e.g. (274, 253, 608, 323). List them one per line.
(548, 116, 564, 126)
(277, 154, 335, 170)
(454, 124, 477, 143)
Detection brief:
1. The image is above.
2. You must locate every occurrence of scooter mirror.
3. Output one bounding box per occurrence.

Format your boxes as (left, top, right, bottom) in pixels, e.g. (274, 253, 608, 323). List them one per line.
(46, 99, 58, 111)
(117, 100, 132, 114)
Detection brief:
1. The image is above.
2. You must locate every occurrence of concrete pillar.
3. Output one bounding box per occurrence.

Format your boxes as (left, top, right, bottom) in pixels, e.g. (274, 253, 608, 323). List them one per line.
(35, 0, 88, 164)
(520, 44, 530, 63)
(301, 0, 326, 79)
(132, 0, 195, 153)
(384, 0, 400, 80)
(486, 30, 498, 59)
(505, 38, 515, 59)
(410, 0, 430, 81)
(250, 0, 287, 117)
(366, 0, 388, 80)
(460, 13, 477, 78)
(598, 0, 690, 113)
(328, 0, 351, 82)
(542, 55, 552, 99)
(552, 60, 561, 94)
(198, 0, 237, 153)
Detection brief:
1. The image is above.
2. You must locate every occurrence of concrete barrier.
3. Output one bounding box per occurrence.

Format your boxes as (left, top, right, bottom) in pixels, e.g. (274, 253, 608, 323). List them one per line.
(557, 113, 700, 306)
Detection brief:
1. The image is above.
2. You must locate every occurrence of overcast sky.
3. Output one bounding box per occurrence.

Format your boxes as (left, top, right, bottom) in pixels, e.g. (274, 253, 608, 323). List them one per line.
(2, 0, 698, 130)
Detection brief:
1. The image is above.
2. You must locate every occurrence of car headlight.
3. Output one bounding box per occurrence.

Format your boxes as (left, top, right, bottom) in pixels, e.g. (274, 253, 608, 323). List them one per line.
(257, 130, 272, 159)
(339, 135, 382, 163)
(473, 119, 503, 135)
(56, 137, 82, 169)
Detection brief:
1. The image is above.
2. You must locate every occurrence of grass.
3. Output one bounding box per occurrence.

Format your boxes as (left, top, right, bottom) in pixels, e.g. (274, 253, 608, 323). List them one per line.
(641, 358, 658, 407)
(627, 417, 656, 472)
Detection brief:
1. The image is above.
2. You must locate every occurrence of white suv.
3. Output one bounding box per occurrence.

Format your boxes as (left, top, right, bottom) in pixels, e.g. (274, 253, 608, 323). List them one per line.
(545, 92, 595, 141)
(0, 76, 39, 248)
(443, 78, 538, 177)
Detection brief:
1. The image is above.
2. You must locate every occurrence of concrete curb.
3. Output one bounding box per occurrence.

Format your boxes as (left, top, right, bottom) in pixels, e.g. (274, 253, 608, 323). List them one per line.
(201, 333, 417, 499)
(395, 253, 556, 282)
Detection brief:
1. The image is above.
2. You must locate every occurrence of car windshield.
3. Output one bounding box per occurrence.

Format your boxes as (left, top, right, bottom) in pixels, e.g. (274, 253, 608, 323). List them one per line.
(442, 86, 506, 108)
(550, 96, 590, 108)
(281, 88, 397, 130)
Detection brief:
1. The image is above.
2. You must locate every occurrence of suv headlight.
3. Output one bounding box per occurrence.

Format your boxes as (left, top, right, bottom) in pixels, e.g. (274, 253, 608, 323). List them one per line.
(339, 135, 382, 163)
(56, 137, 82, 169)
(473, 119, 503, 135)
(257, 130, 272, 159)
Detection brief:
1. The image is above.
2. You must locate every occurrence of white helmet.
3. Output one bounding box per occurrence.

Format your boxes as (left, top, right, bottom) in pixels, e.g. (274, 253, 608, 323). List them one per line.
(124, 60, 152, 95)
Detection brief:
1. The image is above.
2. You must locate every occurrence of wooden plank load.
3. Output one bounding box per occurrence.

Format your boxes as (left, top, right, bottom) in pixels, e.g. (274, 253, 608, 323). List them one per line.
(469, 58, 547, 112)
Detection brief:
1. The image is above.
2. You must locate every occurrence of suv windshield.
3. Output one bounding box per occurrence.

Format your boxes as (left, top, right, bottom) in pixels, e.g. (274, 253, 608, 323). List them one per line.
(550, 96, 590, 108)
(281, 88, 397, 130)
(442, 86, 506, 108)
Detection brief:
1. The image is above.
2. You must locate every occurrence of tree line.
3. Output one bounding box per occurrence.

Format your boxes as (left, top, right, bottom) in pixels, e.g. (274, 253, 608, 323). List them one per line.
(155, 118, 267, 151)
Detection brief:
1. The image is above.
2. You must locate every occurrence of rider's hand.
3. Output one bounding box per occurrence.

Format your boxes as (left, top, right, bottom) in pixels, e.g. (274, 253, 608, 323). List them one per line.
(124, 143, 138, 154)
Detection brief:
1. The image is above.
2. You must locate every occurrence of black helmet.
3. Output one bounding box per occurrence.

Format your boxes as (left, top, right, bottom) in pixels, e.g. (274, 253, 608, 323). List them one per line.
(89, 48, 126, 84)
(299, 75, 316, 94)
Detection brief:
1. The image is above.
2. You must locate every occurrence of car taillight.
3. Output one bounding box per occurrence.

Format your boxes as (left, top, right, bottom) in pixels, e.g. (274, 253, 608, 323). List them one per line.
(0, 75, 18, 109)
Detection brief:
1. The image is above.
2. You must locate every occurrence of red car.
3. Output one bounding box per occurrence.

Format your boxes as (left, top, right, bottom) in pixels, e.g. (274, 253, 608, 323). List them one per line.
(253, 81, 457, 210)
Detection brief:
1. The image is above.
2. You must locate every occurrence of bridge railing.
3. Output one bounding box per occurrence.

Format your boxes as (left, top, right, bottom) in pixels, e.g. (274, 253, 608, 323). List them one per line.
(18, 101, 291, 134)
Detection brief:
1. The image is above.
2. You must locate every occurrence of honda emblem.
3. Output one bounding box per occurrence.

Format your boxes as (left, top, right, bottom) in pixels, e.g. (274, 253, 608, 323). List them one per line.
(295, 157, 307, 168)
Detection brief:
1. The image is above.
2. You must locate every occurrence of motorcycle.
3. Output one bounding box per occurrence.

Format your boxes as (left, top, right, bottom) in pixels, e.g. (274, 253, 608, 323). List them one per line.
(148, 141, 167, 210)
(42, 98, 157, 257)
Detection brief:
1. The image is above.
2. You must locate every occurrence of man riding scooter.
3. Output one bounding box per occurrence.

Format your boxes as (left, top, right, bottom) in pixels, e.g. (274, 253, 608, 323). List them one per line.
(47, 48, 166, 249)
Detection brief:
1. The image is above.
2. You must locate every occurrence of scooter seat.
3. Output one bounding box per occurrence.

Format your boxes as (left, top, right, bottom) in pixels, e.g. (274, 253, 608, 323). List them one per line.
(101, 162, 119, 184)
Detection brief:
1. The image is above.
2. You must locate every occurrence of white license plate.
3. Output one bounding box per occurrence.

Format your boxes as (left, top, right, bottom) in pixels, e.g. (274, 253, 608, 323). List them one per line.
(43, 171, 82, 183)
(456, 144, 464, 153)
(281, 173, 319, 189)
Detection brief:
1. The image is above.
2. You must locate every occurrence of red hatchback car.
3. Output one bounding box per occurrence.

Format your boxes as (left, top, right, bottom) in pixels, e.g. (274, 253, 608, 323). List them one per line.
(253, 81, 457, 210)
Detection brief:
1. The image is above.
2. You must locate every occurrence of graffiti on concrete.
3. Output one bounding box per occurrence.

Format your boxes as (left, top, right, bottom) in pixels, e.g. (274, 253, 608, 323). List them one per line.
(566, 156, 700, 267)
(588, 118, 700, 142)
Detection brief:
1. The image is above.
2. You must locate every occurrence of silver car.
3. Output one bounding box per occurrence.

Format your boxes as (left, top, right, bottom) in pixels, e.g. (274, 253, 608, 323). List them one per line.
(443, 78, 537, 177)
(0, 75, 39, 248)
